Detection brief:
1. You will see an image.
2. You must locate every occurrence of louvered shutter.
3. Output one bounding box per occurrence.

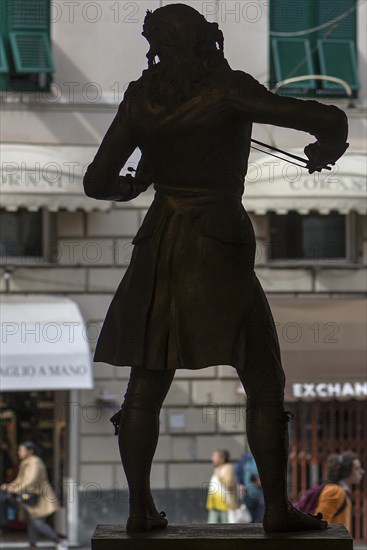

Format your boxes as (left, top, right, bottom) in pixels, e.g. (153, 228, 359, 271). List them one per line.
(7, 0, 54, 74)
(9, 31, 54, 72)
(0, 36, 10, 73)
(270, 0, 316, 91)
(317, 0, 358, 91)
(318, 39, 358, 90)
(7, 0, 49, 30)
(272, 38, 316, 88)
(318, 0, 356, 40)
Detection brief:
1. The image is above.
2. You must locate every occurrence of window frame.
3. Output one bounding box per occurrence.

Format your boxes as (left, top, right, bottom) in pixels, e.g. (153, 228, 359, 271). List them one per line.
(0, 208, 55, 265)
(267, 211, 355, 266)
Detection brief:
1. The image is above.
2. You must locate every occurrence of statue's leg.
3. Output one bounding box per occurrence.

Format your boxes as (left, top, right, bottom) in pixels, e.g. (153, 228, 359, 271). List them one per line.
(118, 366, 175, 531)
(236, 277, 327, 532)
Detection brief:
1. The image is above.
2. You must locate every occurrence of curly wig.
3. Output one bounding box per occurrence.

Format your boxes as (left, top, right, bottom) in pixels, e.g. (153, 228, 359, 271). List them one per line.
(142, 4, 224, 69)
(140, 4, 227, 106)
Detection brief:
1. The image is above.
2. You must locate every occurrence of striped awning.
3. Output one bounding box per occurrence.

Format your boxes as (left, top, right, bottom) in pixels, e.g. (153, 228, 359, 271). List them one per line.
(243, 152, 366, 215)
(1, 144, 111, 212)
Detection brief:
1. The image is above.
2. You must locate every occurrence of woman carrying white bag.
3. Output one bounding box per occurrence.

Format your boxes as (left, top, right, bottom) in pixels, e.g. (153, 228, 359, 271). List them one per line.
(206, 449, 251, 524)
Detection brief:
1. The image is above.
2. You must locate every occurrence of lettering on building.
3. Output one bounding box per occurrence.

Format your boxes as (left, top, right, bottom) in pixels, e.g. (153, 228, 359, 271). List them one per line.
(293, 382, 367, 398)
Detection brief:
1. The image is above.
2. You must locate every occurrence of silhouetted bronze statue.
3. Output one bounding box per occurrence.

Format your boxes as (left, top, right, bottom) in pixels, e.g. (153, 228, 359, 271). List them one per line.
(83, 4, 348, 535)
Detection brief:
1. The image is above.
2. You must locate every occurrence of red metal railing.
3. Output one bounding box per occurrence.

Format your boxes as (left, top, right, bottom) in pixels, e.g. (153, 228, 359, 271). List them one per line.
(287, 400, 366, 542)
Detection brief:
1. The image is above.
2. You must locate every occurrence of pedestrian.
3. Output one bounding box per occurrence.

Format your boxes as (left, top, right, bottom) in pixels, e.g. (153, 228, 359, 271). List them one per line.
(0, 442, 68, 550)
(247, 474, 265, 523)
(314, 452, 364, 533)
(83, 3, 348, 534)
(206, 449, 238, 523)
(235, 451, 264, 522)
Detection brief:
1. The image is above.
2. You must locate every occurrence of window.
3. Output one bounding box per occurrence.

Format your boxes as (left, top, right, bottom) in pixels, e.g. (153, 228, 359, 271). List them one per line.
(0, 0, 55, 92)
(0, 208, 44, 260)
(269, 211, 347, 261)
(270, 0, 358, 97)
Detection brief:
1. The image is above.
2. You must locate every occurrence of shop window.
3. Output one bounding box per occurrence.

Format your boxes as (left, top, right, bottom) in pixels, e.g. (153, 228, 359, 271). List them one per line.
(0, 391, 66, 535)
(0, 0, 55, 93)
(269, 211, 346, 261)
(270, 0, 359, 97)
(0, 208, 44, 260)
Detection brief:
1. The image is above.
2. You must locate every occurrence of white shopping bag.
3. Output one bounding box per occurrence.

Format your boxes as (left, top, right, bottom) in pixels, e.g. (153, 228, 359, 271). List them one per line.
(228, 504, 252, 524)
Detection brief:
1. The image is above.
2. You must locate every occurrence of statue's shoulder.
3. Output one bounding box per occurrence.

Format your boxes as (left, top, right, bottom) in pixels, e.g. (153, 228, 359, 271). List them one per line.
(228, 69, 270, 99)
(123, 78, 142, 99)
(232, 69, 265, 88)
(122, 67, 158, 99)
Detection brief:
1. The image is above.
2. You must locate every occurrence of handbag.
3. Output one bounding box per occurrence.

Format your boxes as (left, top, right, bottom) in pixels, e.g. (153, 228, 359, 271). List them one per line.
(228, 504, 252, 524)
(18, 492, 39, 506)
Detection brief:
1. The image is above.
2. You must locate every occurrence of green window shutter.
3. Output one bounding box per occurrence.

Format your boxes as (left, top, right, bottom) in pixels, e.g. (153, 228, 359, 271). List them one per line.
(0, 35, 10, 73)
(272, 38, 316, 88)
(7, 0, 49, 30)
(318, 0, 356, 40)
(318, 39, 358, 90)
(271, 0, 316, 33)
(270, 1, 316, 93)
(9, 31, 54, 73)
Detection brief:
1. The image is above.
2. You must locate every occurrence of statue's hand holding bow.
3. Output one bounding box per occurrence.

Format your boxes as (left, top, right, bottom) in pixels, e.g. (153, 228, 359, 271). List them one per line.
(304, 141, 349, 174)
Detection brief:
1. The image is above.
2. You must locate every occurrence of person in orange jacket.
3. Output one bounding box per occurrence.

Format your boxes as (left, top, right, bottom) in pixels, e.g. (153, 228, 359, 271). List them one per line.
(315, 451, 364, 533)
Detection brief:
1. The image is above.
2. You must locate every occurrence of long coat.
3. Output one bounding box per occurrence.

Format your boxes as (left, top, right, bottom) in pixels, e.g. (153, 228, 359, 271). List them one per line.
(83, 63, 348, 371)
(8, 455, 58, 520)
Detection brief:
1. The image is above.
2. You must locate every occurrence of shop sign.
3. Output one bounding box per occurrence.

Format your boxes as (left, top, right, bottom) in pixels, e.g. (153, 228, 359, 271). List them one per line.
(0, 361, 92, 391)
(293, 382, 367, 399)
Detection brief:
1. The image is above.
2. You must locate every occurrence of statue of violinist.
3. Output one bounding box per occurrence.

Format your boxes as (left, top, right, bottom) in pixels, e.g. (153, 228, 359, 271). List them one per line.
(83, 4, 348, 534)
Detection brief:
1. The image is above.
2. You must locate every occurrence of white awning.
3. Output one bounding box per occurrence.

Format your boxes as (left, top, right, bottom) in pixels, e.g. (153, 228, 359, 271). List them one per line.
(244, 151, 366, 215)
(0, 295, 94, 391)
(0, 144, 112, 212)
(118, 151, 367, 214)
(2, 145, 365, 215)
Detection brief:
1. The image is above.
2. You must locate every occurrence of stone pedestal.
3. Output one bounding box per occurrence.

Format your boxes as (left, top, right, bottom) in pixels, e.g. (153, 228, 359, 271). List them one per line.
(91, 523, 353, 550)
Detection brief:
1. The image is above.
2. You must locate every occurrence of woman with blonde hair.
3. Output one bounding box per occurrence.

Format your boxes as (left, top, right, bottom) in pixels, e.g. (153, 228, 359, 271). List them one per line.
(206, 449, 238, 523)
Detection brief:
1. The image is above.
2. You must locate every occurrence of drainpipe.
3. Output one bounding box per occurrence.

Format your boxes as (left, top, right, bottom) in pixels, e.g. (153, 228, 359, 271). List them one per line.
(67, 389, 79, 545)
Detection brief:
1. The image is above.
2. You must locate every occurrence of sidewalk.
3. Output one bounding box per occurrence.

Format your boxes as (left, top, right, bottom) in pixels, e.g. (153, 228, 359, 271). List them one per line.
(2, 543, 366, 549)
(1, 543, 366, 549)
(1, 545, 366, 549)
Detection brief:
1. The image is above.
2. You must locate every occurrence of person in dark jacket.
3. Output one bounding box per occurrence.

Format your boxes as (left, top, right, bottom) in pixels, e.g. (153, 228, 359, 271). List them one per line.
(83, 4, 348, 534)
(236, 451, 264, 522)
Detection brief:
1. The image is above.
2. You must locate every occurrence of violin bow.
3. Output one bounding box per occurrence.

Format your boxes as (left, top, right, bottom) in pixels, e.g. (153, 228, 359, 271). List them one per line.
(250, 138, 332, 171)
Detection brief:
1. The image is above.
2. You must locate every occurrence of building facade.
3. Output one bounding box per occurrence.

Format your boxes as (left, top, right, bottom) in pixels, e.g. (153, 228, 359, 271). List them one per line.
(1, 0, 366, 544)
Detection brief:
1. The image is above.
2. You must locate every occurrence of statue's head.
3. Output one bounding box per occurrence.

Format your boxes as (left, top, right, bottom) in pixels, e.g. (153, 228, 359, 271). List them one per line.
(142, 3, 224, 69)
